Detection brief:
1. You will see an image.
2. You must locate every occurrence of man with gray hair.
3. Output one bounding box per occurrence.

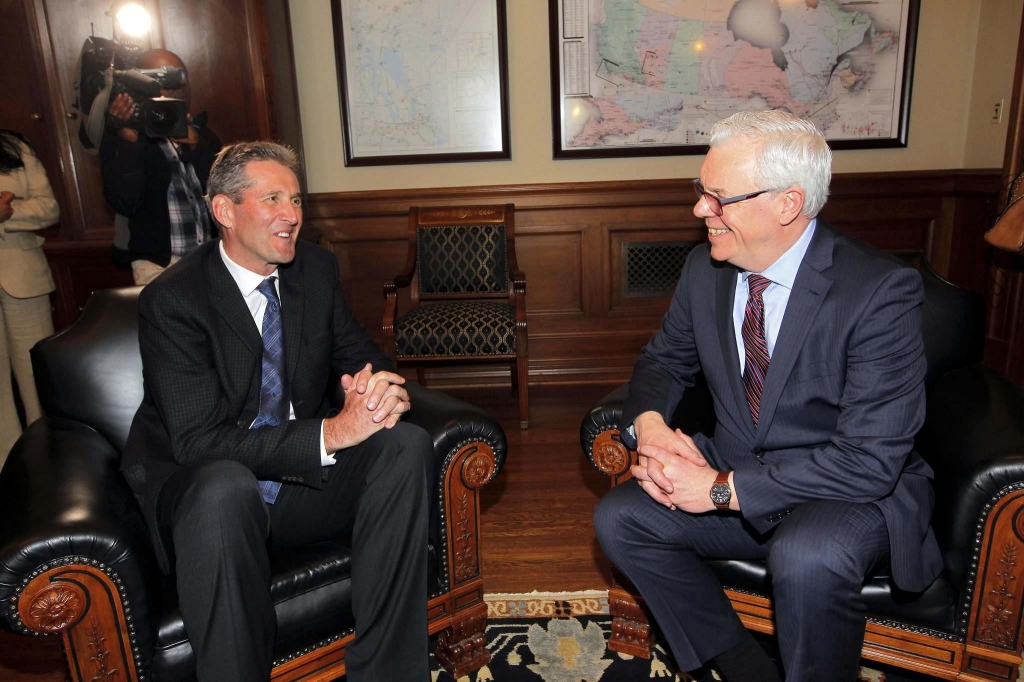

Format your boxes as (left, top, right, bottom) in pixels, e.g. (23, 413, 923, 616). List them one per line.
(594, 111, 941, 681)
(122, 141, 432, 681)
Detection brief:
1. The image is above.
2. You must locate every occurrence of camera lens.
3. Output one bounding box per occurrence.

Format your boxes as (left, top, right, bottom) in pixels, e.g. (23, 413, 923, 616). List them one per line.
(141, 97, 189, 138)
(146, 102, 176, 136)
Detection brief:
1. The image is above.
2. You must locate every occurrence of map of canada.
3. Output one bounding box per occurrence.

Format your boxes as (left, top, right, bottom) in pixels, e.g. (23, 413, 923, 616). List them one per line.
(341, 0, 503, 157)
(560, 0, 909, 150)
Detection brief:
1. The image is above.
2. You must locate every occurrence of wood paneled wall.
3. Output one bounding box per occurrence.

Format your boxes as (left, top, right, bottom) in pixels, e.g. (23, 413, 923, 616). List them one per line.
(307, 170, 1002, 387)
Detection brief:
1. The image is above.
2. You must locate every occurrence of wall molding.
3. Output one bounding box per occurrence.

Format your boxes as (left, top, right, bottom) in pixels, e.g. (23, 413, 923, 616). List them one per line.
(307, 170, 1001, 218)
(304, 170, 1002, 387)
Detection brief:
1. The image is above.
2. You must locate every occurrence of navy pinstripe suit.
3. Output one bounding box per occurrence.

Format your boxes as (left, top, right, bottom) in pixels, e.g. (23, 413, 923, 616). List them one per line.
(595, 220, 943, 681)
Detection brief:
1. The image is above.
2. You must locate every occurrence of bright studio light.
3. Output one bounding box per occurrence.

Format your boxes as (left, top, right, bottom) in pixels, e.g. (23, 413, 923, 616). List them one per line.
(115, 2, 152, 38)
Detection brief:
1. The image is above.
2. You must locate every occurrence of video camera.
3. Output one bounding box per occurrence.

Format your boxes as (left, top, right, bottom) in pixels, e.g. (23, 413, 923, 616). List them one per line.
(76, 36, 190, 150)
(111, 65, 190, 137)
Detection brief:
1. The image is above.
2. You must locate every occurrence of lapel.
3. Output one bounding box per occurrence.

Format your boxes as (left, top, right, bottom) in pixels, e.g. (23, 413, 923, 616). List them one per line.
(752, 221, 835, 449)
(207, 244, 262, 359)
(277, 259, 305, 390)
(715, 262, 756, 440)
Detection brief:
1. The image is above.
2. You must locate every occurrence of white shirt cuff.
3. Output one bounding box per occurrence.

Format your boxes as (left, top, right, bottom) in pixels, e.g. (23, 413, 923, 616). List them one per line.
(320, 420, 336, 466)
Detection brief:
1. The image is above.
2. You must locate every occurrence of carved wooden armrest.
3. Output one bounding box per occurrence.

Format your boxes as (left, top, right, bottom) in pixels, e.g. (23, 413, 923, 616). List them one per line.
(580, 385, 636, 484)
(961, 484, 1024, 675)
(0, 418, 160, 681)
(403, 382, 507, 591)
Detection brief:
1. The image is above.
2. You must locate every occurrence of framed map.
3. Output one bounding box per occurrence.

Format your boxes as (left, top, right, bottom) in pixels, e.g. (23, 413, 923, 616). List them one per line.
(549, 0, 920, 158)
(331, 0, 511, 166)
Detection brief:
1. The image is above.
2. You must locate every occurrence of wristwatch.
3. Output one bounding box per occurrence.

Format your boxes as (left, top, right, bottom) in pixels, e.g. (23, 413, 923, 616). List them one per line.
(709, 471, 732, 510)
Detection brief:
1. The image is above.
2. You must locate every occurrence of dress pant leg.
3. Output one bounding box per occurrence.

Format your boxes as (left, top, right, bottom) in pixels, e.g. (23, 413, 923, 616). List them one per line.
(0, 295, 19, 464)
(269, 422, 433, 682)
(766, 500, 890, 682)
(594, 481, 770, 671)
(0, 289, 53, 424)
(158, 459, 275, 682)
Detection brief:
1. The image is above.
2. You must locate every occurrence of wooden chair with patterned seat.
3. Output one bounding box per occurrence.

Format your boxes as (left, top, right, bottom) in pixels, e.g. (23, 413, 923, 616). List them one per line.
(384, 204, 529, 428)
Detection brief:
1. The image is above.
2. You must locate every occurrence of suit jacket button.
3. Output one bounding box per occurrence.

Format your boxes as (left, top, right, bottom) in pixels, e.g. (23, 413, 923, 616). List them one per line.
(752, 448, 762, 455)
(759, 461, 765, 467)
(237, 419, 246, 428)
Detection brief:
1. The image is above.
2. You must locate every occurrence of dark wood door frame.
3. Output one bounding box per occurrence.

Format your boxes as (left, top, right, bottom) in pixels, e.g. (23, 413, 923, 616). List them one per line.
(987, 7, 1024, 382)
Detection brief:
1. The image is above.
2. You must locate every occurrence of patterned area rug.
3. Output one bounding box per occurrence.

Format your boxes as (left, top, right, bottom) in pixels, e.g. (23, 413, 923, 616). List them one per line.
(426, 591, 964, 682)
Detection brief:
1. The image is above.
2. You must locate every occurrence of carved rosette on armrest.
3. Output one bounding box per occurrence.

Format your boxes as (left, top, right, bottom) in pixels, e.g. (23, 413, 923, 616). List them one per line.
(12, 557, 143, 681)
(580, 385, 637, 485)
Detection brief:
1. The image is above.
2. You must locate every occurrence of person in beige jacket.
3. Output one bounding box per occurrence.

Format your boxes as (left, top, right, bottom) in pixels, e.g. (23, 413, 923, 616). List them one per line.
(0, 130, 59, 464)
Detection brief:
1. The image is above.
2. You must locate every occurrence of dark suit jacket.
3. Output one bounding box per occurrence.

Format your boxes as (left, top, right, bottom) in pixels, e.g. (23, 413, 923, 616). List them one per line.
(122, 239, 392, 572)
(621, 220, 943, 592)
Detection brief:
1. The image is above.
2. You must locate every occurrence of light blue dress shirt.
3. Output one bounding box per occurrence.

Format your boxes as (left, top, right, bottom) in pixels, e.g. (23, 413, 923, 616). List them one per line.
(733, 219, 817, 374)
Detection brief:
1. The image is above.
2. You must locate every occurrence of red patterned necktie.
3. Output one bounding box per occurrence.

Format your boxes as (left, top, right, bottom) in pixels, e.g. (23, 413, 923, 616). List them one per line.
(742, 274, 772, 424)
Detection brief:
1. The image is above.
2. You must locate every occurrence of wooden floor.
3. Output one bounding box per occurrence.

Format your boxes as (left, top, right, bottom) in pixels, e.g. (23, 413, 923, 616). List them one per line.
(0, 382, 618, 681)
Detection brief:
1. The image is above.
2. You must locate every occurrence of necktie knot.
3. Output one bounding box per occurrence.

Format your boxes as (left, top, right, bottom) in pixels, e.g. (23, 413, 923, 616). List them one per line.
(257, 276, 279, 304)
(747, 274, 771, 297)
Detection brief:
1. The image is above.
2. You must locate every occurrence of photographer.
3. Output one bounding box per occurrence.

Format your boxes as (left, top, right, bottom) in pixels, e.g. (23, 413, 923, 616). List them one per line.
(99, 49, 221, 285)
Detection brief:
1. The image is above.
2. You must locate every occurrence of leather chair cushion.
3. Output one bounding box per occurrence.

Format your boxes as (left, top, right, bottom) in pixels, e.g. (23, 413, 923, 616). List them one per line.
(152, 542, 441, 680)
(395, 301, 516, 357)
(706, 558, 958, 633)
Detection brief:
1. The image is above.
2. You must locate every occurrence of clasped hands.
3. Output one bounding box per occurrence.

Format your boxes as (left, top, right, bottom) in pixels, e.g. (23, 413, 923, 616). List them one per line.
(631, 411, 731, 513)
(323, 363, 410, 451)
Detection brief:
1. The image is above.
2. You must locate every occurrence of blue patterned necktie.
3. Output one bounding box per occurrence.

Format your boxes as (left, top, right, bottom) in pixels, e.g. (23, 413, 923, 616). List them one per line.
(251, 276, 288, 504)
(742, 274, 772, 425)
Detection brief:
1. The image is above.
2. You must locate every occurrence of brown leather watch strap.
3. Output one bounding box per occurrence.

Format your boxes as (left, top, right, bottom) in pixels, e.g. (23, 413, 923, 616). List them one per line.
(712, 470, 732, 510)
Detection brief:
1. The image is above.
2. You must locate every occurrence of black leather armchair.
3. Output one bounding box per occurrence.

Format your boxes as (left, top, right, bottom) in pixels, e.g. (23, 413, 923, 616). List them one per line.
(581, 264, 1024, 681)
(0, 287, 506, 681)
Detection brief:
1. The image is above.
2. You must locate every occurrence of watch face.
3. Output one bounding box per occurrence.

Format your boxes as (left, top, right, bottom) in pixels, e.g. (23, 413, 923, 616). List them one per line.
(710, 483, 731, 505)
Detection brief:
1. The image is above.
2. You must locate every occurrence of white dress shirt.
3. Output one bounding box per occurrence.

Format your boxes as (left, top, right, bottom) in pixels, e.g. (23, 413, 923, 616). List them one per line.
(219, 242, 336, 465)
(733, 219, 817, 373)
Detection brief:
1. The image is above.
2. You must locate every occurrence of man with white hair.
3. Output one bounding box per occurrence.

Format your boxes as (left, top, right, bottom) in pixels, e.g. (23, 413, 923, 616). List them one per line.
(594, 110, 941, 681)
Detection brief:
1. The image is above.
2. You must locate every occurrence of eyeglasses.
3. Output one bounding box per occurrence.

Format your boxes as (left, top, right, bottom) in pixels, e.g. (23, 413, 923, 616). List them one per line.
(692, 179, 772, 217)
